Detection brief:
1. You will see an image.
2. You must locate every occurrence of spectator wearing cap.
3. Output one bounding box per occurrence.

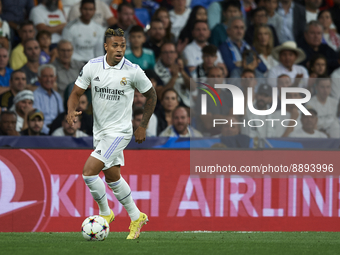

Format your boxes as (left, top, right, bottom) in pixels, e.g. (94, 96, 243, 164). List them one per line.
(10, 90, 34, 132)
(62, 0, 105, 63)
(219, 17, 267, 75)
(306, 77, 340, 138)
(0, 71, 27, 111)
(298, 21, 339, 73)
(20, 109, 46, 136)
(52, 113, 88, 138)
(159, 106, 203, 137)
(33, 64, 64, 134)
(267, 41, 309, 87)
(29, 0, 67, 45)
(241, 84, 285, 138)
(0, 111, 19, 136)
(52, 40, 84, 98)
(19, 39, 41, 86)
(289, 107, 327, 138)
(0, 47, 13, 92)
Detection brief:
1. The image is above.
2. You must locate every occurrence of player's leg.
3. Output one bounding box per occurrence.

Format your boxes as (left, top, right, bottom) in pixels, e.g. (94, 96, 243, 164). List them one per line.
(82, 139, 116, 223)
(104, 165, 140, 221)
(82, 156, 112, 217)
(103, 136, 148, 239)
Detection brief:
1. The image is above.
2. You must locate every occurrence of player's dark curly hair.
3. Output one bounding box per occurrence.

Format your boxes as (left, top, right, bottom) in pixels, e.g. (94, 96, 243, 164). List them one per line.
(105, 28, 125, 42)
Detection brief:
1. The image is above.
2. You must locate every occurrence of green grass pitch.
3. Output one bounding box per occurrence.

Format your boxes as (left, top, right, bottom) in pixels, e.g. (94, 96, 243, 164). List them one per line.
(0, 232, 339, 255)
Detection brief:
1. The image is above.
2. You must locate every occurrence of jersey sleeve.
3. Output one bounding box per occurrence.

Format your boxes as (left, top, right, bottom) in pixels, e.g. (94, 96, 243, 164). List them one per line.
(75, 62, 91, 89)
(133, 66, 153, 94)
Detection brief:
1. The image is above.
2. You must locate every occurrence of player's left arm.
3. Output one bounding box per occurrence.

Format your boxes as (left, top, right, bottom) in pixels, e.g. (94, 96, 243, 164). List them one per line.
(134, 87, 157, 144)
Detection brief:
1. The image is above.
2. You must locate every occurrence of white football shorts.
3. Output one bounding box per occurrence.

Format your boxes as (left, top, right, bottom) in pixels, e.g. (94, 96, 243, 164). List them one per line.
(90, 135, 132, 170)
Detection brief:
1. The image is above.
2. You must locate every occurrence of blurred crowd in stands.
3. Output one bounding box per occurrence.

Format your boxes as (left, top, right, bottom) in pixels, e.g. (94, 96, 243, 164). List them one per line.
(0, 0, 340, 141)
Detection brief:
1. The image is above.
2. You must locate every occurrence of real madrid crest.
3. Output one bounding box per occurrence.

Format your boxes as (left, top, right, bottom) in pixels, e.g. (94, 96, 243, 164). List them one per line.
(120, 77, 127, 86)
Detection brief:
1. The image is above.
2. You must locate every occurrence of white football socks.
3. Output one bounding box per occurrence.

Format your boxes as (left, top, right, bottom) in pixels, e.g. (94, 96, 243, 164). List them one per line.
(107, 176, 140, 221)
(83, 175, 111, 216)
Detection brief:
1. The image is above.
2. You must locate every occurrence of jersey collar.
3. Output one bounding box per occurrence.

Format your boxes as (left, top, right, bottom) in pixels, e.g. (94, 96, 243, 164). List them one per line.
(103, 54, 125, 70)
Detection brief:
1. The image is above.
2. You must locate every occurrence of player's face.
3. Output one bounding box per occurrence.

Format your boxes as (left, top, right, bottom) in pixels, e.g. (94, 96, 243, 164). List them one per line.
(28, 117, 44, 134)
(80, 3, 95, 22)
(173, 108, 189, 134)
(10, 72, 27, 92)
(105, 36, 126, 65)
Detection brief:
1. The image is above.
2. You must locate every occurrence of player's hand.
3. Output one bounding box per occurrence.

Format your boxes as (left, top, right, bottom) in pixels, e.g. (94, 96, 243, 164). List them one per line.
(134, 126, 146, 144)
(66, 111, 82, 127)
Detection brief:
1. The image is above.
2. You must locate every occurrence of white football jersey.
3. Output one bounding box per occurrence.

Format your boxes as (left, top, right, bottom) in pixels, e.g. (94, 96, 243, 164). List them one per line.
(75, 55, 152, 140)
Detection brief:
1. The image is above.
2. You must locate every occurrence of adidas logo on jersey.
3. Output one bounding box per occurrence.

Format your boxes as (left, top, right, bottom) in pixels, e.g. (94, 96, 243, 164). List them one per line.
(95, 150, 101, 155)
(94, 76, 100, 81)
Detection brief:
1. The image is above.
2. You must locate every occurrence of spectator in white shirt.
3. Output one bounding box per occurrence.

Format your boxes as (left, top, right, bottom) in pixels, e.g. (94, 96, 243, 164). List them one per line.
(307, 77, 340, 138)
(62, 0, 105, 63)
(268, 41, 309, 87)
(159, 106, 203, 137)
(68, 0, 116, 27)
(289, 107, 328, 138)
(52, 114, 88, 137)
(169, 0, 191, 40)
(318, 10, 340, 52)
(330, 51, 340, 100)
(182, 20, 224, 73)
(29, 0, 66, 45)
(305, 0, 322, 23)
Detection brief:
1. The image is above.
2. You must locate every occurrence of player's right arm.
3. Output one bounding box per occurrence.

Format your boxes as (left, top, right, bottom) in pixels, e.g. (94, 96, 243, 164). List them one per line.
(67, 64, 91, 126)
(67, 85, 85, 126)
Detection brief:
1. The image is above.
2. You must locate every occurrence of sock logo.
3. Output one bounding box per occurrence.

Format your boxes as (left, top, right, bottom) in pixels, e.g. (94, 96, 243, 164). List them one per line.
(95, 150, 101, 155)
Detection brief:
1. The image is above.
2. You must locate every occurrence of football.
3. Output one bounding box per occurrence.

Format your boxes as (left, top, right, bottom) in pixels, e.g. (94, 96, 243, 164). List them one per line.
(81, 215, 110, 241)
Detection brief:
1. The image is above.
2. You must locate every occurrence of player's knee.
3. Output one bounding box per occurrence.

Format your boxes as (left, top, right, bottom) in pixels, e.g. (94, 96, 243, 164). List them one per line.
(82, 167, 94, 176)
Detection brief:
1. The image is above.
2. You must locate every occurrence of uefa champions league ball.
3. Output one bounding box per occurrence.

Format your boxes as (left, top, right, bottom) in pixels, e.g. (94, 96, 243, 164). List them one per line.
(81, 215, 110, 241)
